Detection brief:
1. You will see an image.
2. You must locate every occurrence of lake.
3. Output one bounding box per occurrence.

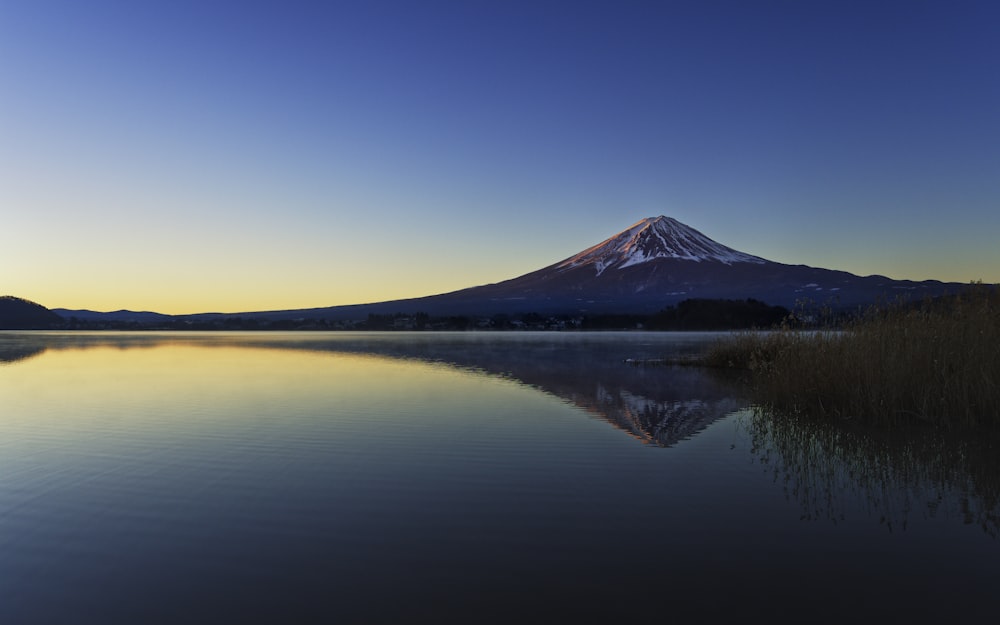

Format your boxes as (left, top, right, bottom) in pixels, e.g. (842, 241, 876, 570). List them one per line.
(1, 331, 997, 623)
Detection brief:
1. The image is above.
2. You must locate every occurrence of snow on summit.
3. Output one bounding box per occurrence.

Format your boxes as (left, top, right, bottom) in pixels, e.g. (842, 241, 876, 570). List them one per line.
(557, 216, 766, 275)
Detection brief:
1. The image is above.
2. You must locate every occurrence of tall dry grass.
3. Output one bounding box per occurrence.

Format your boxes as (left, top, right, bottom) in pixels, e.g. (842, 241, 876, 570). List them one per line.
(705, 285, 1000, 427)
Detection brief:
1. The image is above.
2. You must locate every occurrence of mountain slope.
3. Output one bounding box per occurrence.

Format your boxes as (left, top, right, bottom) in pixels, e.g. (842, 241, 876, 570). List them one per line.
(217, 215, 964, 321)
(419, 216, 962, 315)
(0, 296, 65, 329)
(557, 216, 765, 275)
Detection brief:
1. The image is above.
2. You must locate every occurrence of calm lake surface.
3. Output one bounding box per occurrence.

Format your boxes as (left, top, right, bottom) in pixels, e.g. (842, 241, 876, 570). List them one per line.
(1, 331, 998, 623)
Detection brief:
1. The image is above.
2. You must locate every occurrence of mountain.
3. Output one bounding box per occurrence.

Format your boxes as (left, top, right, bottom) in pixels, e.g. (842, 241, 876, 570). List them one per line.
(0, 296, 65, 329)
(443, 215, 963, 314)
(46, 216, 970, 324)
(261, 215, 961, 320)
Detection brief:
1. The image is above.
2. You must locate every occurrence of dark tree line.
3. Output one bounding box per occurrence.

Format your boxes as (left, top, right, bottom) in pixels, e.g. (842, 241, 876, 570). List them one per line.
(582, 299, 790, 330)
(649, 298, 790, 330)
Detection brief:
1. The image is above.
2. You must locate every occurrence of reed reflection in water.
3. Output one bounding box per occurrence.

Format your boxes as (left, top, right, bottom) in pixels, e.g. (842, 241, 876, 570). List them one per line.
(741, 407, 1000, 536)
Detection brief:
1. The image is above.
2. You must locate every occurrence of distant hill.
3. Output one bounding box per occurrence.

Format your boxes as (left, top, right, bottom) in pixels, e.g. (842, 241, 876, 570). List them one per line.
(52, 308, 174, 324)
(0, 296, 64, 329)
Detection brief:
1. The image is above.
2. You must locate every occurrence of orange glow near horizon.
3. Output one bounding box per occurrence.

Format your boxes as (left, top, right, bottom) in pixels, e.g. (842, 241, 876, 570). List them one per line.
(4, 260, 526, 316)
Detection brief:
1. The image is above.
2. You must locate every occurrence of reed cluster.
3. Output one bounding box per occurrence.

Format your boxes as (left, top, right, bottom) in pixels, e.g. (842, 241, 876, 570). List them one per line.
(705, 286, 1000, 427)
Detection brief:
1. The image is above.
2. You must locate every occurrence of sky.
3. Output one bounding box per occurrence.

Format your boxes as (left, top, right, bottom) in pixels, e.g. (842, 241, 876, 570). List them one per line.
(2, 0, 998, 315)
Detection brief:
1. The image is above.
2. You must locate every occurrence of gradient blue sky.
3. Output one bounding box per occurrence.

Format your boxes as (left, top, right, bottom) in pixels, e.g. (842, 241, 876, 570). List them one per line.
(3, 0, 998, 314)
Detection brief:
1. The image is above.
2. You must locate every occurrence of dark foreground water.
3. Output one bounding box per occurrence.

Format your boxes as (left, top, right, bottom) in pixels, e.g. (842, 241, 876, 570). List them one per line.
(1, 331, 998, 623)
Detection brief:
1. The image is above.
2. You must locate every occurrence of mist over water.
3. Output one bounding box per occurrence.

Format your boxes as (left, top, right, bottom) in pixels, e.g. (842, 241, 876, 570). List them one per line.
(1, 332, 997, 623)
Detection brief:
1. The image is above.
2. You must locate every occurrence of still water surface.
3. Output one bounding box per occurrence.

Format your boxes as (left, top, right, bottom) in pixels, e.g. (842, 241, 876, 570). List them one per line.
(1, 332, 997, 623)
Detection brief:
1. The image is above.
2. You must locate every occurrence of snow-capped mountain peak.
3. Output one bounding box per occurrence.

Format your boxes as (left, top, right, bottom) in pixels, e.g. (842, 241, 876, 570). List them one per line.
(556, 216, 766, 276)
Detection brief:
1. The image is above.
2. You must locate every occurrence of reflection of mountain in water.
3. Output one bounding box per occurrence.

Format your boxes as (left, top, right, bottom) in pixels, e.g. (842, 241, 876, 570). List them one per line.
(276, 334, 746, 447)
(0, 334, 48, 365)
(590, 384, 743, 446)
(0, 332, 743, 448)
